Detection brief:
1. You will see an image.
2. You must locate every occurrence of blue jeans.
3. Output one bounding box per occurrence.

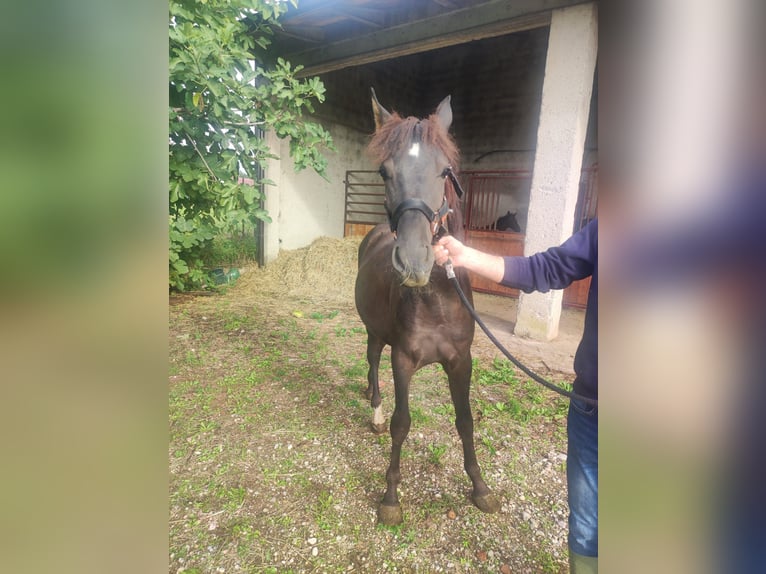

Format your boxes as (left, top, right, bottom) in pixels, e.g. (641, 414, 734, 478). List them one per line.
(567, 398, 598, 557)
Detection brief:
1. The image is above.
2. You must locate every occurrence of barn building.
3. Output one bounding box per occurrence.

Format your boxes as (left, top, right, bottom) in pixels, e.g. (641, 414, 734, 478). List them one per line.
(258, 0, 597, 341)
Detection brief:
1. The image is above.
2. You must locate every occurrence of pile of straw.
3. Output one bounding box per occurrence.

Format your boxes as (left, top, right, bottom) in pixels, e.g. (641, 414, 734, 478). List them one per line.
(232, 235, 365, 305)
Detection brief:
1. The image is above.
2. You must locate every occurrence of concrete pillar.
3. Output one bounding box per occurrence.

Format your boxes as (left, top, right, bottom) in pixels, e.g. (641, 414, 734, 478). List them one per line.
(514, 2, 597, 341)
(262, 130, 282, 265)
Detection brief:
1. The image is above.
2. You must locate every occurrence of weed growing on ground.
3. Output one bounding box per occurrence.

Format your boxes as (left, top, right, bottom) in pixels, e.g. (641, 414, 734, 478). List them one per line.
(427, 443, 448, 467)
(343, 359, 367, 379)
(309, 310, 340, 322)
(409, 405, 431, 425)
(472, 358, 569, 425)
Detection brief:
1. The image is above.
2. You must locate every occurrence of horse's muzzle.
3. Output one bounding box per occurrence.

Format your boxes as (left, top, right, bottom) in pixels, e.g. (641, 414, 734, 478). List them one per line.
(392, 244, 432, 287)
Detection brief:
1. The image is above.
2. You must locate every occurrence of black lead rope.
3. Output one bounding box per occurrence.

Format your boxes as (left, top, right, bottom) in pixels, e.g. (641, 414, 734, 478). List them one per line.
(439, 168, 598, 407)
(445, 264, 598, 407)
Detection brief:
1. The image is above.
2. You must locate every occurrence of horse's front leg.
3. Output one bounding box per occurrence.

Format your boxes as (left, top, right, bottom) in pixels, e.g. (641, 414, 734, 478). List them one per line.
(378, 348, 415, 525)
(445, 351, 500, 514)
(365, 331, 387, 434)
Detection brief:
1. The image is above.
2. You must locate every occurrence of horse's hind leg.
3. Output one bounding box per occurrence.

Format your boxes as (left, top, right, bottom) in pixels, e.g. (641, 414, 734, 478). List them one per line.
(365, 331, 386, 434)
(445, 352, 500, 514)
(378, 348, 415, 525)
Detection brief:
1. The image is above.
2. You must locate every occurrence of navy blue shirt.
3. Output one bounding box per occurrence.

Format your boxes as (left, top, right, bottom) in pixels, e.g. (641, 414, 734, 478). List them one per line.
(500, 218, 598, 401)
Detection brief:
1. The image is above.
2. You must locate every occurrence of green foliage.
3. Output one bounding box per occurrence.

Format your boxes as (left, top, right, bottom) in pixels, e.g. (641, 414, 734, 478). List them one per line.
(203, 231, 259, 267)
(473, 359, 570, 424)
(474, 357, 519, 386)
(310, 309, 340, 322)
(427, 443, 447, 467)
(169, 0, 334, 290)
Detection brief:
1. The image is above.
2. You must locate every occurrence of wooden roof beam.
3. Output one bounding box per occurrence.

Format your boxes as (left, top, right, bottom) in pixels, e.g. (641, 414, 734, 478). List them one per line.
(292, 0, 590, 78)
(279, 24, 326, 43)
(430, 0, 461, 8)
(336, 7, 387, 29)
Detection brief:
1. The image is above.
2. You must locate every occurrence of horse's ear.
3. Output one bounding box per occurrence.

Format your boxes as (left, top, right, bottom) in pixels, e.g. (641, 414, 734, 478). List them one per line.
(434, 95, 453, 131)
(370, 88, 392, 130)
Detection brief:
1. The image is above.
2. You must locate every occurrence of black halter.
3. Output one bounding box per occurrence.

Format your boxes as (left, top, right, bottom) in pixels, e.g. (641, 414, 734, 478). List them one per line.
(384, 167, 463, 240)
(443, 166, 464, 198)
(385, 196, 450, 236)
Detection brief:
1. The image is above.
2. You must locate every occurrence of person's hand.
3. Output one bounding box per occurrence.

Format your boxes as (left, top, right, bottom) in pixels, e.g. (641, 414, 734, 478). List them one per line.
(433, 236, 506, 282)
(433, 235, 467, 267)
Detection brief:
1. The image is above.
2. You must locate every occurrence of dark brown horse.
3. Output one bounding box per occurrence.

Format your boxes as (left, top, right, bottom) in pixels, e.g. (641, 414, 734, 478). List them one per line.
(355, 90, 500, 525)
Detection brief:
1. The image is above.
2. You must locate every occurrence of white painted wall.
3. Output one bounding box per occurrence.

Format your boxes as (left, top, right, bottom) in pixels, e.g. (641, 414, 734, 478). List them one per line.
(263, 120, 372, 262)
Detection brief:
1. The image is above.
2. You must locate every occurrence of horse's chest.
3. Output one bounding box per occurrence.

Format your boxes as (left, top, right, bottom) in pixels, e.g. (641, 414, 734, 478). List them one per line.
(397, 301, 471, 347)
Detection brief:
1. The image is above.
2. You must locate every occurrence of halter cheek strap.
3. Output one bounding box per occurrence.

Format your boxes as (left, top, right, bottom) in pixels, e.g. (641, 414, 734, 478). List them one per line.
(443, 166, 464, 198)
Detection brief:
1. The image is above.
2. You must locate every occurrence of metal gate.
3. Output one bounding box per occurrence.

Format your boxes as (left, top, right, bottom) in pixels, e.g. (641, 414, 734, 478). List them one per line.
(462, 169, 532, 231)
(343, 170, 386, 237)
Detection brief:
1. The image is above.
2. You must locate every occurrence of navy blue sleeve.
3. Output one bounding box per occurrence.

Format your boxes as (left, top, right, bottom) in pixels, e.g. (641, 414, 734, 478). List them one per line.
(501, 218, 597, 292)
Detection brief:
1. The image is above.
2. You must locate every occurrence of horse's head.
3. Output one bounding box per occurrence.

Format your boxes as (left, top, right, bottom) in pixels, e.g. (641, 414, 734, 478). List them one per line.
(368, 89, 459, 287)
(496, 211, 521, 232)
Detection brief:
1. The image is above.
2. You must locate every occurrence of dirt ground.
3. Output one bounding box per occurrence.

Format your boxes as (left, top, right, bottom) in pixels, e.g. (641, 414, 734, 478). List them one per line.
(169, 240, 584, 574)
(470, 292, 582, 378)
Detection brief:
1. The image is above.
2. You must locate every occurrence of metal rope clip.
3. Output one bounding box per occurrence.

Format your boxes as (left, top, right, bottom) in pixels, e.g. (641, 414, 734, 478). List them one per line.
(444, 259, 456, 279)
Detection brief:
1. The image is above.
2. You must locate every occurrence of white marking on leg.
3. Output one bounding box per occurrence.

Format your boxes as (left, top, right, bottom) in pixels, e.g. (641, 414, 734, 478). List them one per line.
(373, 404, 384, 426)
(408, 142, 420, 157)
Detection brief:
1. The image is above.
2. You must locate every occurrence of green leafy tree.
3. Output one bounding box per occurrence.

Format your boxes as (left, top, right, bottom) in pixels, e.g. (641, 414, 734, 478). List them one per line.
(169, 0, 333, 290)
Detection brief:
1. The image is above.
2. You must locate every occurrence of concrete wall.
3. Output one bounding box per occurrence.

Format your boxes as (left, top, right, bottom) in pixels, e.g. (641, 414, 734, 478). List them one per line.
(515, 3, 598, 340)
(263, 120, 371, 260)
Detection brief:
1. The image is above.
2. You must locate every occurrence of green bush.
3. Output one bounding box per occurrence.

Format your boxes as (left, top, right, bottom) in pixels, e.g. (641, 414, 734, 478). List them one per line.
(169, 0, 333, 290)
(202, 232, 259, 268)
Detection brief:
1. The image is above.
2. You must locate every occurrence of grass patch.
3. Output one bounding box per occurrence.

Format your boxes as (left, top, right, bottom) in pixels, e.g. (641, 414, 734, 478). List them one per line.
(534, 547, 562, 573)
(473, 359, 570, 425)
(332, 324, 365, 338)
(433, 402, 455, 418)
(409, 404, 431, 425)
(222, 310, 253, 332)
(217, 485, 247, 511)
(169, 292, 571, 574)
(481, 434, 497, 457)
(343, 359, 368, 379)
(474, 357, 518, 386)
(314, 488, 337, 532)
(309, 310, 340, 322)
(184, 349, 205, 366)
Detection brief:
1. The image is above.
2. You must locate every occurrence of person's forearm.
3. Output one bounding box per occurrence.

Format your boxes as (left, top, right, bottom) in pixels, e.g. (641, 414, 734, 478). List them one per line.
(459, 246, 505, 283)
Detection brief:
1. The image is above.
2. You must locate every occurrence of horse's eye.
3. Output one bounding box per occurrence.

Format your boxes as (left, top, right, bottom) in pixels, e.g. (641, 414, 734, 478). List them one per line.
(440, 167, 451, 178)
(378, 166, 388, 180)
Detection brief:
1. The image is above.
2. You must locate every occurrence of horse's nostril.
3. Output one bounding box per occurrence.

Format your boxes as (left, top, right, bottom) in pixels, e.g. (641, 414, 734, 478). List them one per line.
(392, 246, 405, 272)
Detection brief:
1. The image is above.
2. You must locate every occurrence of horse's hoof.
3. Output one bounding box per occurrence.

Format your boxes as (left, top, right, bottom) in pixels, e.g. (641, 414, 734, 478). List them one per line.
(370, 421, 387, 435)
(472, 493, 500, 514)
(378, 503, 403, 525)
